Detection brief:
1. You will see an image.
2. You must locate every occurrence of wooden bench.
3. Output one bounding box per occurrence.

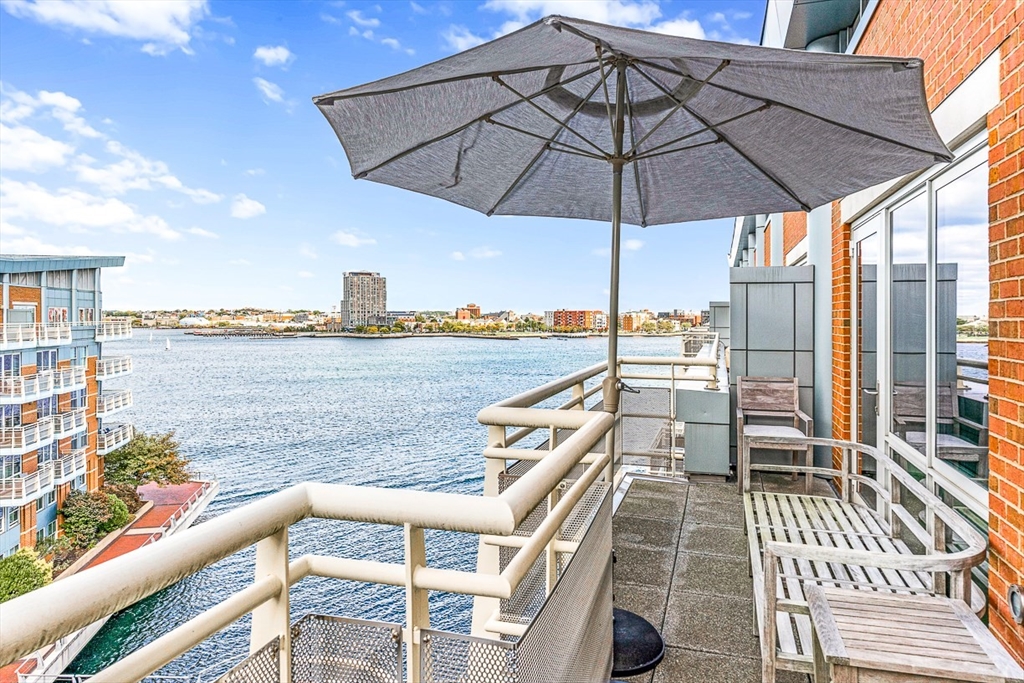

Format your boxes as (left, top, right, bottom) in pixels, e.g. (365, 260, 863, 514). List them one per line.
(740, 433, 989, 683)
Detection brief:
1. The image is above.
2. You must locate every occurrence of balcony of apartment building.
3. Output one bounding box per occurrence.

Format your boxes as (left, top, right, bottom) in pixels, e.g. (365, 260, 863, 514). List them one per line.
(0, 418, 55, 457)
(94, 317, 133, 342)
(96, 355, 133, 380)
(0, 463, 55, 509)
(97, 389, 132, 419)
(51, 408, 88, 439)
(0, 323, 73, 352)
(97, 423, 133, 456)
(0, 366, 87, 406)
(53, 448, 87, 485)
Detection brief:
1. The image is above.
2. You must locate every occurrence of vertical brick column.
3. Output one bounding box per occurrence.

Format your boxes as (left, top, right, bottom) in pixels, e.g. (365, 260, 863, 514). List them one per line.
(986, 22, 1024, 665)
(831, 202, 853, 469)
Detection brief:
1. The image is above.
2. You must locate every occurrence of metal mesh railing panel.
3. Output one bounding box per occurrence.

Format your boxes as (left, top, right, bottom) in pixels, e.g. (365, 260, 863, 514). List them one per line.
(621, 387, 675, 474)
(214, 636, 280, 683)
(422, 489, 613, 683)
(291, 614, 403, 683)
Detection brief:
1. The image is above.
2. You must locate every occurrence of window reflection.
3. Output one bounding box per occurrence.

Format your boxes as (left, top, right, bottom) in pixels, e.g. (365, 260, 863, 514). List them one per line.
(890, 194, 928, 445)
(937, 163, 989, 485)
(855, 226, 879, 446)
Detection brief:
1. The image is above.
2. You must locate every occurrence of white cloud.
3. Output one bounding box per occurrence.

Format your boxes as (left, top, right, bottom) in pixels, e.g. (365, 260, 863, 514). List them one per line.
(470, 246, 501, 258)
(253, 77, 284, 103)
(299, 243, 318, 259)
(0, 122, 75, 171)
(410, 1, 428, 14)
(380, 37, 413, 54)
(0, 232, 95, 255)
(320, 13, 341, 24)
(244, 168, 265, 176)
(650, 17, 704, 38)
(187, 227, 218, 238)
(1, 86, 101, 138)
(230, 193, 265, 219)
(72, 140, 222, 203)
(442, 25, 485, 51)
(346, 9, 380, 27)
(229, 258, 250, 266)
(0, 178, 181, 239)
(331, 230, 376, 247)
(1, 0, 210, 55)
(297, 270, 314, 278)
(253, 45, 294, 67)
(624, 239, 644, 250)
(450, 250, 465, 260)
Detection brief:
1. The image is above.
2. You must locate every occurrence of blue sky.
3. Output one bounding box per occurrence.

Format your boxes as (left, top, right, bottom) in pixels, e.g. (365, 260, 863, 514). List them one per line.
(0, 0, 766, 313)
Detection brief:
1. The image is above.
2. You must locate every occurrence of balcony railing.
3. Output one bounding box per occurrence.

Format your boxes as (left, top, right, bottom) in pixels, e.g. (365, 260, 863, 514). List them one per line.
(97, 389, 132, 419)
(52, 408, 88, 439)
(95, 318, 133, 342)
(97, 424, 133, 455)
(0, 371, 54, 405)
(52, 366, 88, 394)
(0, 418, 54, 456)
(0, 323, 72, 351)
(0, 462, 55, 507)
(54, 448, 88, 484)
(96, 355, 133, 379)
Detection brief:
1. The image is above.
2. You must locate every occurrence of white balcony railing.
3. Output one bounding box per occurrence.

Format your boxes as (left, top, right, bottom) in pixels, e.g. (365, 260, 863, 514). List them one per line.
(95, 318, 133, 342)
(52, 366, 88, 394)
(0, 418, 55, 456)
(96, 355, 133, 380)
(0, 370, 54, 405)
(52, 408, 88, 439)
(0, 462, 56, 507)
(54, 448, 88, 484)
(97, 424, 133, 455)
(97, 389, 132, 419)
(0, 323, 72, 351)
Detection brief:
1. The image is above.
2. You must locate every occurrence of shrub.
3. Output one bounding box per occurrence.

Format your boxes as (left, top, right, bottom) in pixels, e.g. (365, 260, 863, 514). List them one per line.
(61, 491, 132, 548)
(0, 549, 52, 602)
(103, 482, 143, 513)
(104, 431, 191, 487)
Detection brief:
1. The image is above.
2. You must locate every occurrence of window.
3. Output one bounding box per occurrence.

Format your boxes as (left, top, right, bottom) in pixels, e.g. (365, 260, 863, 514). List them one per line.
(35, 490, 55, 511)
(71, 432, 88, 450)
(74, 475, 86, 490)
(37, 442, 57, 464)
(73, 346, 88, 367)
(0, 353, 20, 375)
(47, 307, 68, 323)
(46, 270, 72, 288)
(37, 396, 56, 420)
(36, 349, 57, 370)
(2, 457, 21, 479)
(1, 405, 21, 428)
(71, 389, 87, 410)
(76, 269, 96, 290)
(78, 308, 95, 323)
(6, 507, 17, 528)
(10, 272, 40, 286)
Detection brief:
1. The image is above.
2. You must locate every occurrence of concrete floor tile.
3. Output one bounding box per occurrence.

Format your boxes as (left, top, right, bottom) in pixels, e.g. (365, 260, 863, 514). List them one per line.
(661, 590, 760, 659)
(612, 582, 670, 630)
(628, 479, 689, 501)
(613, 514, 680, 550)
(677, 522, 749, 558)
(617, 492, 686, 521)
(686, 482, 742, 504)
(672, 551, 750, 599)
(614, 546, 676, 588)
(649, 646, 809, 683)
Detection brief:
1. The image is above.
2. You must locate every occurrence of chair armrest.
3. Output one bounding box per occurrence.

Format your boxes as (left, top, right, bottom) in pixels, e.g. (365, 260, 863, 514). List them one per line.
(795, 409, 813, 435)
(955, 416, 987, 433)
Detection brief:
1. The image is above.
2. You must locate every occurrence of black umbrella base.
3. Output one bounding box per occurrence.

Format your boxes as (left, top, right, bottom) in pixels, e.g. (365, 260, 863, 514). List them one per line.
(611, 608, 665, 678)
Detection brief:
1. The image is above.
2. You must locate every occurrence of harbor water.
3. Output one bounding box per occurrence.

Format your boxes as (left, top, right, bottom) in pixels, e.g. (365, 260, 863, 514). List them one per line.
(68, 331, 680, 677)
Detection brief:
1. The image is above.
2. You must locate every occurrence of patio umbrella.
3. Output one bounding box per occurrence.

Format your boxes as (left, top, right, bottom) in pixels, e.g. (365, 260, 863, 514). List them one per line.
(314, 15, 950, 410)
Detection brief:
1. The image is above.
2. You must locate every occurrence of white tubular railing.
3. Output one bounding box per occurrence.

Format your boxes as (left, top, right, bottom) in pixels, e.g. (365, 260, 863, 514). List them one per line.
(97, 355, 133, 379)
(0, 323, 72, 350)
(54, 448, 88, 484)
(0, 409, 614, 683)
(0, 417, 55, 456)
(0, 370, 54, 404)
(53, 366, 88, 393)
(97, 389, 133, 418)
(0, 462, 55, 506)
(97, 424, 133, 455)
(95, 318, 133, 341)
(52, 408, 87, 438)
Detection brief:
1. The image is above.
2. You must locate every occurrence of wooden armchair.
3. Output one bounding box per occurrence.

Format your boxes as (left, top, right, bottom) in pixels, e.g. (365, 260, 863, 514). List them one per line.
(892, 381, 989, 478)
(736, 376, 813, 493)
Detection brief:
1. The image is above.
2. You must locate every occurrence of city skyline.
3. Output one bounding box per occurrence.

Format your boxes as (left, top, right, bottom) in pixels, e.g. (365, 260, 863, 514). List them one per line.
(0, 0, 761, 312)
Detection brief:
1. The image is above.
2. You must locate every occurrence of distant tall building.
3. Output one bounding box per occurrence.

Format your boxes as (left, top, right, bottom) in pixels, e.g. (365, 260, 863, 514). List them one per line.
(340, 272, 386, 328)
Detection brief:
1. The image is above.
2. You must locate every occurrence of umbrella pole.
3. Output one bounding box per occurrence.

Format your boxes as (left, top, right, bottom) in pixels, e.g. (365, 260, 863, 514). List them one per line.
(603, 60, 627, 414)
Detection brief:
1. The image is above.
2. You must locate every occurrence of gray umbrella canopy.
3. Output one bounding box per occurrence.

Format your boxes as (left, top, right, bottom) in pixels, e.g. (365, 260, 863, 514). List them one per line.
(315, 15, 949, 394)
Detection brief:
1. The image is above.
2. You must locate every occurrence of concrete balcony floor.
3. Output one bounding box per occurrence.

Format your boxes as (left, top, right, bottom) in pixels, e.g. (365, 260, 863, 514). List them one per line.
(612, 473, 833, 683)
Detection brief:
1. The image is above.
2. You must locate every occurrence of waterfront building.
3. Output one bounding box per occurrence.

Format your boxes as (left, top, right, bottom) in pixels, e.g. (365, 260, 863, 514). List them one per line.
(0, 256, 133, 557)
(548, 309, 604, 330)
(455, 303, 481, 320)
(730, 0, 1024, 660)
(340, 271, 386, 328)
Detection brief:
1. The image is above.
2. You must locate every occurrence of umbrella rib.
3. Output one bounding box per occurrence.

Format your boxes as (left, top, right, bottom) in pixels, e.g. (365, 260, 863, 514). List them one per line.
(484, 119, 606, 160)
(631, 137, 723, 162)
(351, 65, 603, 179)
(493, 76, 609, 156)
(621, 68, 648, 228)
(631, 103, 770, 159)
(635, 58, 952, 162)
(486, 74, 608, 216)
(596, 46, 616, 133)
(626, 59, 730, 157)
(632, 64, 812, 212)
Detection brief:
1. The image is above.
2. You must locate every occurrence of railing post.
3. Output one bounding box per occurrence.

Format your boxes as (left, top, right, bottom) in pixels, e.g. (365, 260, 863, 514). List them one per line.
(405, 523, 429, 683)
(473, 425, 505, 637)
(250, 528, 290, 682)
(930, 510, 948, 595)
(546, 484, 562, 594)
(571, 381, 585, 410)
(669, 364, 676, 477)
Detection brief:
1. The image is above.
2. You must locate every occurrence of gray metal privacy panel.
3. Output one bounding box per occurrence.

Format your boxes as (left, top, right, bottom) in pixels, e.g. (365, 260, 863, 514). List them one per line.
(316, 15, 950, 227)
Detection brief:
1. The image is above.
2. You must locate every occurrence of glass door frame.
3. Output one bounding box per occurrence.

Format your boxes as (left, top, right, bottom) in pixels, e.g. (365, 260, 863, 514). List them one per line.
(850, 215, 881, 450)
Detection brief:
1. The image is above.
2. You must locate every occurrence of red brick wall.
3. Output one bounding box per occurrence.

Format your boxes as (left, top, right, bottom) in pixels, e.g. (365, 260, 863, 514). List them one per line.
(831, 202, 852, 463)
(986, 20, 1024, 665)
(782, 211, 807, 259)
(846, 0, 1024, 662)
(764, 223, 773, 267)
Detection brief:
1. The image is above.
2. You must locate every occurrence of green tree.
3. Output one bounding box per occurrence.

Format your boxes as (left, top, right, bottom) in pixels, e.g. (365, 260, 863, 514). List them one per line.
(366, 325, 379, 334)
(104, 431, 192, 487)
(60, 491, 133, 548)
(641, 321, 657, 334)
(0, 549, 52, 602)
